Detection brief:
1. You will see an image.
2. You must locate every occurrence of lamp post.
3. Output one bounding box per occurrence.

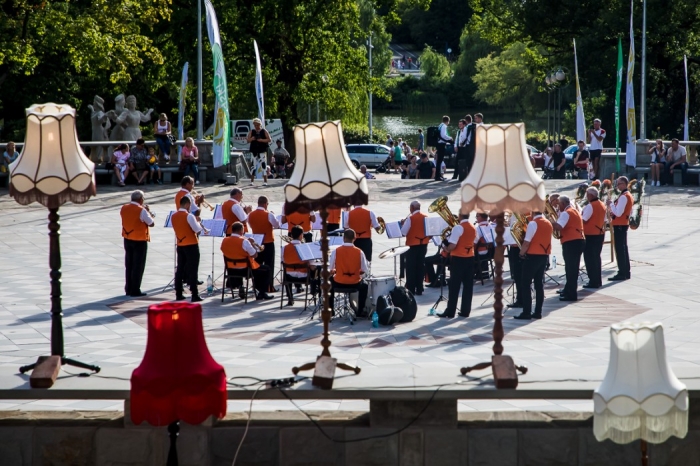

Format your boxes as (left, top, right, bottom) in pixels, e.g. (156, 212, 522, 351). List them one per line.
(640, 0, 647, 139)
(368, 32, 373, 141)
(197, 0, 203, 140)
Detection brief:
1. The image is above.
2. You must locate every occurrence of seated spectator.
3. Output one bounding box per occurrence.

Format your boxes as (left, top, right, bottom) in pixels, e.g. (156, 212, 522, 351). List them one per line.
(2, 141, 19, 171)
(272, 139, 289, 179)
(111, 143, 131, 187)
(573, 140, 590, 179)
(647, 139, 666, 187)
(402, 155, 419, 179)
(147, 146, 162, 185)
(665, 138, 687, 185)
(417, 152, 435, 179)
(180, 137, 200, 184)
(359, 165, 375, 179)
(129, 138, 149, 186)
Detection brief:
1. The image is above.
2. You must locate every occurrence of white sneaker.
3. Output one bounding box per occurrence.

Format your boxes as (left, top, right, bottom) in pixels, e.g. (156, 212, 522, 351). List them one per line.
(250, 182, 255, 186)
(656, 181, 660, 187)
(262, 182, 268, 186)
(195, 180, 199, 185)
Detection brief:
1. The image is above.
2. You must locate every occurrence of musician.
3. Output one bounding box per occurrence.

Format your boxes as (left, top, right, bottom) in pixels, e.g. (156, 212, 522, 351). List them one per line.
(437, 213, 475, 318)
(582, 187, 606, 289)
(505, 212, 524, 308)
(281, 205, 316, 244)
(514, 210, 553, 320)
(283, 226, 318, 306)
(171, 196, 203, 303)
(347, 204, 381, 262)
(175, 176, 202, 217)
(475, 212, 495, 279)
(221, 222, 274, 300)
(248, 195, 280, 291)
(329, 229, 369, 317)
(607, 176, 633, 281)
(327, 207, 342, 234)
(550, 195, 585, 301)
(121, 190, 155, 297)
(222, 188, 252, 235)
(400, 201, 429, 296)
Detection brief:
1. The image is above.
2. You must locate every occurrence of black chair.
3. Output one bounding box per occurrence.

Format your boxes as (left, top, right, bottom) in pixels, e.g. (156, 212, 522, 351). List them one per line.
(280, 262, 312, 311)
(222, 256, 253, 303)
(475, 246, 495, 285)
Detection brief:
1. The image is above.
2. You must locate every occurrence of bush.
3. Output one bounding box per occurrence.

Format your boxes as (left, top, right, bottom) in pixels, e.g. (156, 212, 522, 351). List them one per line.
(342, 123, 384, 144)
(526, 130, 574, 151)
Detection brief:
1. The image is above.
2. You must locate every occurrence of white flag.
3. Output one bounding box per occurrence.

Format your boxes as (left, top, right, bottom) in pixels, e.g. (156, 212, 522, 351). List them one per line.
(684, 55, 690, 141)
(625, 0, 637, 168)
(254, 40, 265, 125)
(573, 39, 586, 144)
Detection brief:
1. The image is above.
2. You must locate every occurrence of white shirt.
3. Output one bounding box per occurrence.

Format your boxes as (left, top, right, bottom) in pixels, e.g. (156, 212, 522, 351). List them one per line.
(465, 123, 474, 145)
(230, 198, 248, 223)
(254, 206, 281, 228)
(287, 240, 308, 278)
(400, 213, 418, 236)
(438, 123, 451, 143)
(130, 201, 155, 226)
(178, 188, 198, 214)
(581, 203, 594, 222)
(501, 215, 517, 246)
(589, 128, 606, 150)
(609, 192, 629, 217)
(475, 222, 494, 253)
(178, 208, 203, 234)
(668, 145, 687, 162)
(232, 233, 256, 256)
(523, 214, 543, 242)
(557, 210, 570, 228)
(447, 220, 470, 244)
(457, 128, 467, 147)
(329, 243, 369, 274)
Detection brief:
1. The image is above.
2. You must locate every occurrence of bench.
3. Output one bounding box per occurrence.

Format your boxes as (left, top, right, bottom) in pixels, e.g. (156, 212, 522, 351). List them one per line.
(94, 166, 208, 185)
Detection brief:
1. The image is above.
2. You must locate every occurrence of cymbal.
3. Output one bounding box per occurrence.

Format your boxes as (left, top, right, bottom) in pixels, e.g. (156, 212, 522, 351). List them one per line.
(378, 246, 410, 259)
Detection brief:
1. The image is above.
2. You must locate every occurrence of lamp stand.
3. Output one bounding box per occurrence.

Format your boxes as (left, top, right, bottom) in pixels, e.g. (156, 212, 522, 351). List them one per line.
(461, 213, 527, 388)
(167, 421, 180, 466)
(641, 439, 648, 466)
(292, 206, 360, 388)
(19, 208, 101, 387)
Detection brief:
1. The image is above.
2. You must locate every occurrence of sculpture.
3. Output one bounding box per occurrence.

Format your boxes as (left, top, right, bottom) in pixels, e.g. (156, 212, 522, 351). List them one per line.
(87, 95, 111, 163)
(108, 94, 127, 143)
(116, 95, 153, 142)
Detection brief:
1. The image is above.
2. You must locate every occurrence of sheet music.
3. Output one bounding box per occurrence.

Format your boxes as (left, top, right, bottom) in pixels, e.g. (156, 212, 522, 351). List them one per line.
(276, 215, 289, 231)
(164, 211, 176, 228)
(385, 221, 404, 239)
(200, 219, 226, 237)
(213, 204, 223, 220)
(244, 233, 265, 245)
(341, 211, 349, 229)
(315, 236, 344, 247)
(295, 243, 323, 261)
(424, 216, 449, 237)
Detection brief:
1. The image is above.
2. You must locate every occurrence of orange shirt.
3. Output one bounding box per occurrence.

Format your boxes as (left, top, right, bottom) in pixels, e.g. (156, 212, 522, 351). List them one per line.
(583, 200, 606, 236)
(175, 190, 187, 211)
(121, 203, 150, 242)
(406, 212, 429, 246)
(611, 192, 634, 226)
(248, 209, 274, 244)
(528, 217, 552, 255)
(450, 221, 476, 258)
(560, 207, 585, 243)
(220, 235, 259, 269)
(286, 211, 312, 233)
(334, 246, 363, 285)
(347, 207, 372, 239)
(172, 211, 198, 246)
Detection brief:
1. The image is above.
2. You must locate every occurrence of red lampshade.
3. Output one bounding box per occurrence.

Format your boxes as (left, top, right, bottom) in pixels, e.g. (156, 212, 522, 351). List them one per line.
(130, 302, 227, 426)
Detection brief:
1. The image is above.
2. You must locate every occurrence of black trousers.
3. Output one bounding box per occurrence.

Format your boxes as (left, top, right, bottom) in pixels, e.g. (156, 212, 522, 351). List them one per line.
(257, 242, 276, 290)
(583, 234, 604, 286)
(521, 255, 547, 317)
(425, 253, 447, 284)
(451, 149, 464, 179)
(327, 223, 341, 234)
(303, 232, 313, 244)
(331, 277, 368, 314)
(465, 145, 475, 174)
(613, 225, 630, 277)
(354, 238, 373, 262)
(175, 244, 200, 297)
(124, 239, 148, 295)
(405, 244, 428, 294)
(227, 264, 270, 294)
(445, 256, 474, 316)
(507, 246, 523, 303)
(562, 239, 585, 299)
(435, 143, 446, 180)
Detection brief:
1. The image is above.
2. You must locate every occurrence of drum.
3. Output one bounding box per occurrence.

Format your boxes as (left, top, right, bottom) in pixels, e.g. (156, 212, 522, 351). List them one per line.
(366, 276, 397, 313)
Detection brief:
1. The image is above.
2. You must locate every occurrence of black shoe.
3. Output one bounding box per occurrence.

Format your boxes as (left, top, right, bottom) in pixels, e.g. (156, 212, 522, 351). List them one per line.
(532, 313, 542, 320)
(130, 292, 147, 297)
(506, 302, 523, 308)
(197, 280, 204, 285)
(514, 312, 532, 320)
(556, 289, 565, 294)
(608, 275, 629, 281)
(256, 293, 274, 300)
(415, 291, 423, 296)
(582, 283, 600, 289)
(436, 312, 454, 318)
(425, 282, 441, 288)
(191, 295, 203, 303)
(286, 300, 294, 306)
(238, 287, 245, 299)
(175, 294, 186, 301)
(295, 286, 303, 293)
(457, 312, 470, 318)
(559, 296, 577, 302)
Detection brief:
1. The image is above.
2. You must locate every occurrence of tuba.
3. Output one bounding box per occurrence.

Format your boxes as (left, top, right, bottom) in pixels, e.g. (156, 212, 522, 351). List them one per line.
(375, 216, 386, 235)
(509, 212, 529, 248)
(544, 194, 561, 240)
(429, 195, 460, 242)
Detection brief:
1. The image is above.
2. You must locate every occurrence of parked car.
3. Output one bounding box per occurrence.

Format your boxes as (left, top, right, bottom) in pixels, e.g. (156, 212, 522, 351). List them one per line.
(345, 144, 403, 168)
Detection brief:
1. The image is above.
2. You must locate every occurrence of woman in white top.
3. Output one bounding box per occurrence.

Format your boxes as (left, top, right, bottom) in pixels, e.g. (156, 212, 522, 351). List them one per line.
(647, 139, 666, 187)
(154, 113, 172, 161)
(111, 143, 131, 186)
(180, 137, 200, 184)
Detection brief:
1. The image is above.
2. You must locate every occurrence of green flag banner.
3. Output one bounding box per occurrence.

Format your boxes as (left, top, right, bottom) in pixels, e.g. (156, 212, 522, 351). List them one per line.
(615, 38, 623, 173)
(204, 0, 230, 168)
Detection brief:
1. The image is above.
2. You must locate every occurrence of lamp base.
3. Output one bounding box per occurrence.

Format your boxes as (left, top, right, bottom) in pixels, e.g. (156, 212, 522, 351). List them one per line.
(20, 355, 101, 388)
(292, 356, 361, 390)
(460, 355, 527, 389)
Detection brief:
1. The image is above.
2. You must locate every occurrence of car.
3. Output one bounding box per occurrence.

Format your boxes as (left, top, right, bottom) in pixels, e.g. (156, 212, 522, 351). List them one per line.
(564, 143, 590, 160)
(345, 144, 401, 168)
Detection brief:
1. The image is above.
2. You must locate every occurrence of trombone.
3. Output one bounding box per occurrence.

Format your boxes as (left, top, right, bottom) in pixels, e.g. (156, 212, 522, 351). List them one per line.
(191, 189, 214, 211)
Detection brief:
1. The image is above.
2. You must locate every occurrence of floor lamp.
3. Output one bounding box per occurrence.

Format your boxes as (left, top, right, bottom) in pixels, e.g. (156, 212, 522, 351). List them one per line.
(286, 121, 368, 389)
(10, 103, 101, 388)
(459, 123, 545, 388)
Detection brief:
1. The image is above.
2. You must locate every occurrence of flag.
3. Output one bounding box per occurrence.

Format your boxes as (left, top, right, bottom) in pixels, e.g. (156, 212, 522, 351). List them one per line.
(177, 62, 188, 160)
(254, 40, 265, 125)
(625, 0, 637, 168)
(204, 0, 230, 168)
(615, 38, 623, 173)
(573, 39, 586, 144)
(684, 55, 690, 140)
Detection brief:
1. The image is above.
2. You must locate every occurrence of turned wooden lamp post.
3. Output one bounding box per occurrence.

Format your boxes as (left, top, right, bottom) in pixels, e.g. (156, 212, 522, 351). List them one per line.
(286, 121, 368, 389)
(10, 103, 100, 387)
(459, 123, 545, 388)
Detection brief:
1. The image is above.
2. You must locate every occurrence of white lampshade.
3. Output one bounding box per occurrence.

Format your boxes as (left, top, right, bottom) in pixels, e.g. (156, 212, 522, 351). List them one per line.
(594, 322, 688, 444)
(10, 103, 96, 209)
(284, 121, 368, 212)
(460, 123, 545, 215)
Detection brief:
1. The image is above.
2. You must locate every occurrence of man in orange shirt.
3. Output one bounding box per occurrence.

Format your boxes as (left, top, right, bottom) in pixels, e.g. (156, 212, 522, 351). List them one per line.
(607, 176, 633, 281)
(581, 187, 606, 289)
(437, 213, 476, 318)
(120, 190, 155, 297)
(174, 176, 202, 217)
(171, 196, 203, 302)
(281, 204, 316, 244)
(514, 210, 553, 320)
(327, 207, 342, 234)
(248, 195, 281, 291)
(221, 187, 252, 236)
(551, 195, 585, 302)
(220, 222, 274, 300)
(346, 204, 381, 262)
(400, 201, 430, 296)
(330, 229, 369, 317)
(282, 226, 318, 306)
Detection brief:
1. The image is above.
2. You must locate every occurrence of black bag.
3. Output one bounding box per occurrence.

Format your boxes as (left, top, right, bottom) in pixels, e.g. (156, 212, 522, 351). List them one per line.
(167, 134, 177, 146)
(390, 286, 417, 322)
(377, 305, 404, 326)
(426, 126, 440, 147)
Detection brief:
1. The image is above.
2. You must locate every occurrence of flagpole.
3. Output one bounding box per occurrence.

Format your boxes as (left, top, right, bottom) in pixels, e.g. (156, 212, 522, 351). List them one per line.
(640, 0, 647, 140)
(197, 0, 203, 140)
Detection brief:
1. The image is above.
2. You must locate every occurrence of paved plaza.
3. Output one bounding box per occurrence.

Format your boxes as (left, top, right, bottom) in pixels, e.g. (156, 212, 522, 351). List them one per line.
(1, 178, 700, 414)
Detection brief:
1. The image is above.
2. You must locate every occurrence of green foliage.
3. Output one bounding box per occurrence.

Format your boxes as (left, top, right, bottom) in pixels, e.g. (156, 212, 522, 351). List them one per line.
(420, 46, 451, 82)
(342, 122, 384, 143)
(388, 0, 470, 54)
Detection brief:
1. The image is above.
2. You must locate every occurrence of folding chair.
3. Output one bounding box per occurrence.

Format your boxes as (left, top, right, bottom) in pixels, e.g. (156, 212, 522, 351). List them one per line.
(280, 262, 311, 311)
(222, 256, 253, 303)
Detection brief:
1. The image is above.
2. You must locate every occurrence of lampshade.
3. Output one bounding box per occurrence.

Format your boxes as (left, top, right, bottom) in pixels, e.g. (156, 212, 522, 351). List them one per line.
(284, 121, 368, 213)
(593, 322, 688, 444)
(460, 123, 545, 215)
(10, 103, 96, 209)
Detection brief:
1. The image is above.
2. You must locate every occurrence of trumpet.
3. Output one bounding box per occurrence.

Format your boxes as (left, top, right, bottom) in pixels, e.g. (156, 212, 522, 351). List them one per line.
(144, 204, 156, 218)
(191, 189, 214, 211)
(281, 235, 293, 243)
(375, 216, 386, 235)
(248, 237, 265, 252)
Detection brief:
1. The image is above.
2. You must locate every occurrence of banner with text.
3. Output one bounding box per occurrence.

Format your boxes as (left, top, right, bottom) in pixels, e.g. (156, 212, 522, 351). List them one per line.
(205, 0, 230, 167)
(625, 0, 637, 168)
(178, 62, 188, 159)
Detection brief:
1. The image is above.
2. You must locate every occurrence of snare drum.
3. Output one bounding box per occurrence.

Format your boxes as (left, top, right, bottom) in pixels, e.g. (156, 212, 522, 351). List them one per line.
(366, 276, 396, 313)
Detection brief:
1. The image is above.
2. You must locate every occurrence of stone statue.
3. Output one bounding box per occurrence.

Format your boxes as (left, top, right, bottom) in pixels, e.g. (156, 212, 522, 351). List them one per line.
(87, 95, 111, 163)
(113, 95, 153, 142)
(108, 94, 127, 143)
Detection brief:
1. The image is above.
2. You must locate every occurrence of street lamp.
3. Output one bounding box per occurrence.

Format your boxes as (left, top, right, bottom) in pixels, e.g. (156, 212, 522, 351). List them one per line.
(368, 32, 374, 141)
(544, 68, 569, 146)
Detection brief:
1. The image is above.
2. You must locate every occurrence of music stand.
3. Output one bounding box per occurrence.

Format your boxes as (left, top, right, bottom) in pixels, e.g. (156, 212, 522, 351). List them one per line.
(201, 219, 227, 293)
(162, 211, 177, 292)
(429, 244, 448, 315)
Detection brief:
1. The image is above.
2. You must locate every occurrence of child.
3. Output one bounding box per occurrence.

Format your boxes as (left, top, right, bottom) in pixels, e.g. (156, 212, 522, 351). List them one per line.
(148, 147, 162, 185)
(111, 143, 130, 187)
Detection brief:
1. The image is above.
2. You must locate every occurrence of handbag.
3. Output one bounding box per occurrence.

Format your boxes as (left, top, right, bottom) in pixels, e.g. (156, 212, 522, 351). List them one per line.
(167, 134, 176, 146)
